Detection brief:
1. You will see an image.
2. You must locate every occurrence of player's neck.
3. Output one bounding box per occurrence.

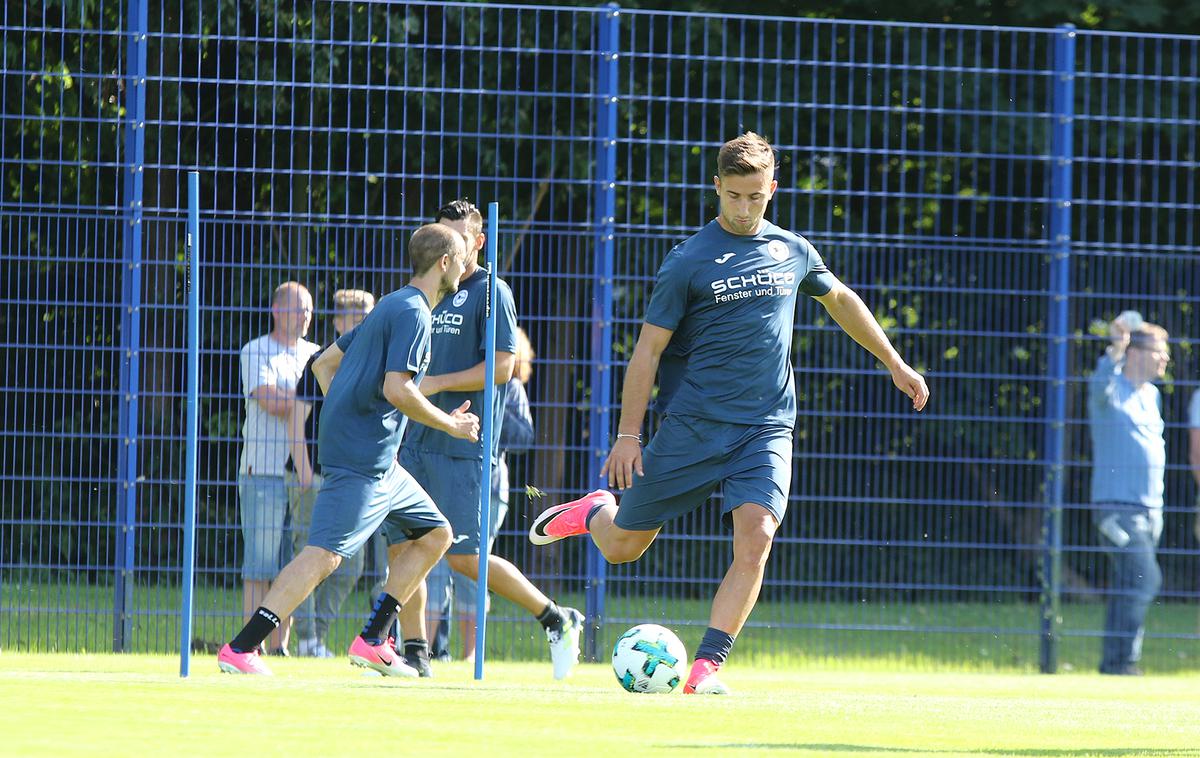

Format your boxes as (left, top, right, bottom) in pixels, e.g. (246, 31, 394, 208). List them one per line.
(715, 215, 765, 236)
(408, 273, 444, 309)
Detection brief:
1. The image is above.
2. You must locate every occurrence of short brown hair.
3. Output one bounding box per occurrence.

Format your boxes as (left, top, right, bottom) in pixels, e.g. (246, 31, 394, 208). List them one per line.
(409, 223, 464, 275)
(332, 289, 375, 313)
(717, 132, 776, 177)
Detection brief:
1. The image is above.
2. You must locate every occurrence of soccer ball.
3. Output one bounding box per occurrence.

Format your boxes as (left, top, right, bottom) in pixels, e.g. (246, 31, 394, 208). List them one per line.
(611, 623, 688, 694)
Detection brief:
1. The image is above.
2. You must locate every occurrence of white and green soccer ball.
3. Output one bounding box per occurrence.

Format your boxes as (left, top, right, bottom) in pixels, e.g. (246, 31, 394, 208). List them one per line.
(611, 623, 688, 694)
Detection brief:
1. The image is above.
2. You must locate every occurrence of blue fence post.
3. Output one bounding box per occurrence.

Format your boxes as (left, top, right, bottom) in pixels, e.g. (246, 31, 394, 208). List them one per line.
(1040, 22, 1076, 675)
(475, 203, 500, 680)
(180, 171, 200, 677)
(115, 0, 148, 653)
(585, 2, 620, 663)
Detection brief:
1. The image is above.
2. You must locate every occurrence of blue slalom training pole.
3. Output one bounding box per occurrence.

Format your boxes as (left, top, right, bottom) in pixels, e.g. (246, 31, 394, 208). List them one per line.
(180, 171, 200, 677)
(474, 203, 499, 680)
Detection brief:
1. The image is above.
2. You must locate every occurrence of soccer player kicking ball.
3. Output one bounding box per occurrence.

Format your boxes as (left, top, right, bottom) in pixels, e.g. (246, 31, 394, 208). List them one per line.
(218, 223, 480, 675)
(530, 132, 930, 694)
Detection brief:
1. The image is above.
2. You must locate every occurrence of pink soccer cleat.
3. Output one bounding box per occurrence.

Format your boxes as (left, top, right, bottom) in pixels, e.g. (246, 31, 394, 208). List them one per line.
(348, 636, 419, 678)
(528, 490, 615, 546)
(217, 643, 273, 675)
(682, 659, 730, 695)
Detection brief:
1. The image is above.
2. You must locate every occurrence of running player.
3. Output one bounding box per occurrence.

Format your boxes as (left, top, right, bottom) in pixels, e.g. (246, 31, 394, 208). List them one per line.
(218, 223, 479, 676)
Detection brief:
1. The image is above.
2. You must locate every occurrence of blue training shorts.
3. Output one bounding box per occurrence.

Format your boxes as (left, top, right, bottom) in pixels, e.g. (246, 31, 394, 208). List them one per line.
(399, 446, 502, 556)
(307, 461, 449, 558)
(614, 414, 793, 531)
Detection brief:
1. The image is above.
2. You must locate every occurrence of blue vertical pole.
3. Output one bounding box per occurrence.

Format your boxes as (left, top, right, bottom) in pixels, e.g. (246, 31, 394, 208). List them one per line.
(1040, 23, 1075, 675)
(180, 172, 200, 677)
(115, 0, 148, 653)
(474, 202, 500, 680)
(585, 3, 620, 663)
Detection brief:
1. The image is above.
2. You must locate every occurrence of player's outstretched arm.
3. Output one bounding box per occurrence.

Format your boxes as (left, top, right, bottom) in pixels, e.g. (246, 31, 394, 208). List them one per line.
(814, 279, 929, 412)
(420, 352, 516, 396)
(383, 370, 480, 442)
(312, 344, 345, 396)
(601, 323, 674, 489)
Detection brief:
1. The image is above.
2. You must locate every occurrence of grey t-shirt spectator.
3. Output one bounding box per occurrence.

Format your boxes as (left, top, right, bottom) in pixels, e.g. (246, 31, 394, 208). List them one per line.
(239, 333, 319, 476)
(1087, 353, 1165, 508)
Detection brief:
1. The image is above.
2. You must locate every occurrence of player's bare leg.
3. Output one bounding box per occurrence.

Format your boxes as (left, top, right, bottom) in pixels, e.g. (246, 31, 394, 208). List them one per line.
(396, 578, 427, 635)
(446, 553, 548, 615)
(685, 502, 778, 694)
(588, 506, 659, 564)
(219, 547, 342, 674)
(709, 503, 777, 634)
(256, 547, 344, 619)
(350, 528, 452, 678)
(395, 578, 432, 676)
(382, 533, 450, 613)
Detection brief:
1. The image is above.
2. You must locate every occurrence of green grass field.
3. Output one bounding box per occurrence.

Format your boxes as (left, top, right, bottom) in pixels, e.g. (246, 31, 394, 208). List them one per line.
(1, 655, 1199, 757)
(6, 580, 1200, 673)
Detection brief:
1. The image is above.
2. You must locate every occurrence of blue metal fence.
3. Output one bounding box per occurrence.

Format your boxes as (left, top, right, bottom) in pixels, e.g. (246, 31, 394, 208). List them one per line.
(3, 1, 1199, 673)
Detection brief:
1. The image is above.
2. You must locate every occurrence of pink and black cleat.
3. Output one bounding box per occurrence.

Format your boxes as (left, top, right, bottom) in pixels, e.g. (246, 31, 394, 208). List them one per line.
(348, 635, 419, 678)
(528, 490, 615, 546)
(682, 659, 730, 695)
(217, 643, 273, 675)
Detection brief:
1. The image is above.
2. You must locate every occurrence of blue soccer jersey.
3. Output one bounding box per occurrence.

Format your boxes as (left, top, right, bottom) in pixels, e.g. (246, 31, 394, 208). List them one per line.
(645, 219, 831, 426)
(404, 267, 518, 460)
(317, 285, 432, 476)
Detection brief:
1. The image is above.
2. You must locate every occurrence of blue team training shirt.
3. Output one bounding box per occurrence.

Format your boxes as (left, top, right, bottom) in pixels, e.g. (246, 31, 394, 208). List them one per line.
(646, 219, 831, 427)
(1087, 353, 1165, 508)
(404, 267, 518, 460)
(317, 286, 432, 477)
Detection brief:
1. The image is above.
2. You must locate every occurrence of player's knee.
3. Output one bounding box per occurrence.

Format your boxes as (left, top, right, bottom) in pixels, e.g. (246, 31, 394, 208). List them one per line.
(299, 545, 342, 580)
(420, 524, 453, 556)
(733, 528, 775, 567)
(600, 537, 650, 565)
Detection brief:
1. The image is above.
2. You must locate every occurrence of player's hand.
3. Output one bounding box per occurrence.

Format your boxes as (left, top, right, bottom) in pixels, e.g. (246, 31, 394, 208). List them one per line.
(446, 400, 480, 442)
(891, 362, 930, 411)
(297, 467, 314, 489)
(601, 436, 644, 491)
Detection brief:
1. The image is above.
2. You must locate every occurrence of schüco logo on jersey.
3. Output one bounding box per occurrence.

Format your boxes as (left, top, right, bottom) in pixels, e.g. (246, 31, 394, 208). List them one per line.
(432, 311, 465, 335)
(710, 270, 796, 304)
